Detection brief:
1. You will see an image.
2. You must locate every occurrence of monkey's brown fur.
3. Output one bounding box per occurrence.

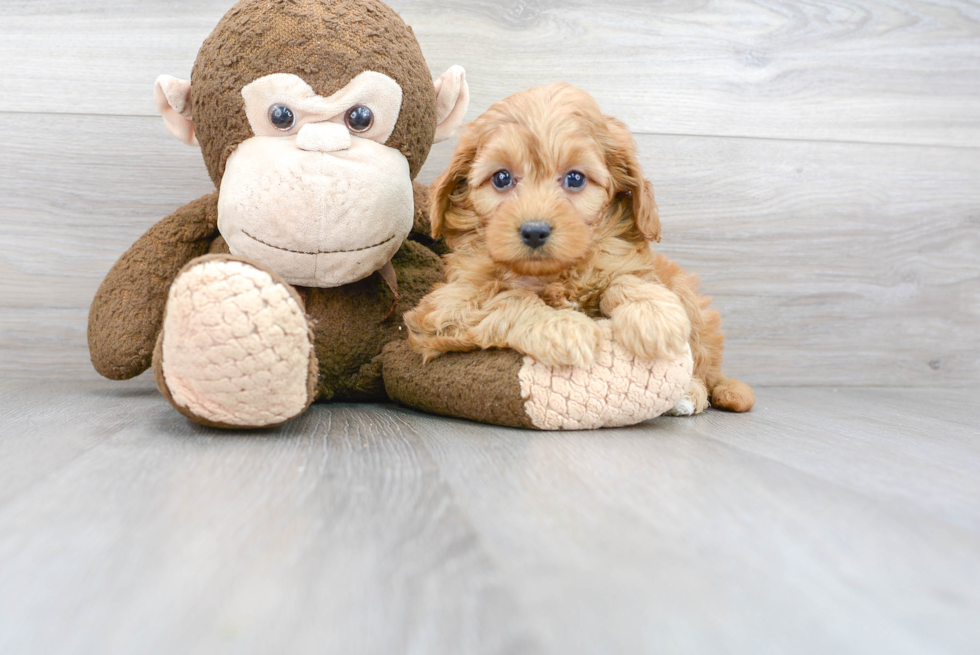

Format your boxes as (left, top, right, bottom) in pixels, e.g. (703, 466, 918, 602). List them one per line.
(193, 0, 438, 184)
(88, 0, 444, 405)
(405, 84, 754, 413)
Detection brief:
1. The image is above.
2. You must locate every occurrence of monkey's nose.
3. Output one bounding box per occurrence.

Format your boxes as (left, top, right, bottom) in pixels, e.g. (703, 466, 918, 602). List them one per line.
(296, 122, 352, 153)
(520, 221, 552, 249)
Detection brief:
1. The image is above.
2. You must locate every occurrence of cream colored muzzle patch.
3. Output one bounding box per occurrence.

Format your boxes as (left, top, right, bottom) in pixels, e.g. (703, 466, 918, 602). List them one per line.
(296, 122, 352, 153)
(218, 135, 414, 288)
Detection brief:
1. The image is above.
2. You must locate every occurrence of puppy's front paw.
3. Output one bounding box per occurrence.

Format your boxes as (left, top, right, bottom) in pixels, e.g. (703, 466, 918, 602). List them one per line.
(522, 310, 602, 368)
(612, 299, 692, 361)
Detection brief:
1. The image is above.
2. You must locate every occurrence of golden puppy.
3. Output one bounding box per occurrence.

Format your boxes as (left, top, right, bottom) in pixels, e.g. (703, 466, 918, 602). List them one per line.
(405, 83, 753, 414)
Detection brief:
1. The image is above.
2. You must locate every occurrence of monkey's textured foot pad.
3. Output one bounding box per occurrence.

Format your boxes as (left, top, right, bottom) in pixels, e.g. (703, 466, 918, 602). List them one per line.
(383, 321, 692, 430)
(154, 255, 316, 429)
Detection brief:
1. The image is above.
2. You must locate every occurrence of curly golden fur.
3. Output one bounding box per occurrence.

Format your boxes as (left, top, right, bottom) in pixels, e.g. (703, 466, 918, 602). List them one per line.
(404, 83, 754, 413)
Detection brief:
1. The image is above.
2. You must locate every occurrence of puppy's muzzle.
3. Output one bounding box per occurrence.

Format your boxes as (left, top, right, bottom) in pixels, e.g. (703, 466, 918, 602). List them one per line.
(520, 221, 552, 250)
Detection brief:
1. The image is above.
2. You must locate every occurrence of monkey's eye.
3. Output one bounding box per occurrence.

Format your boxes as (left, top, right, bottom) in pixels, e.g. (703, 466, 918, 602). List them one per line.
(564, 171, 587, 190)
(268, 105, 296, 131)
(345, 105, 374, 133)
(491, 170, 514, 190)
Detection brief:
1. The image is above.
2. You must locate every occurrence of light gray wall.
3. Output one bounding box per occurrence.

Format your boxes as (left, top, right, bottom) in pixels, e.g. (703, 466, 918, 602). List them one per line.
(1, 0, 978, 385)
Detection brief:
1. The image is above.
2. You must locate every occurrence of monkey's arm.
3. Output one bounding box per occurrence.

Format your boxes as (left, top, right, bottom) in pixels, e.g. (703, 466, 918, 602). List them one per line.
(88, 192, 220, 379)
(383, 320, 693, 431)
(407, 181, 449, 254)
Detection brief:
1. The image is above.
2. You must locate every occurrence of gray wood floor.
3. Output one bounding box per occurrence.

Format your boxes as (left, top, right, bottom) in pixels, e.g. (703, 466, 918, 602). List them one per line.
(2, 1, 979, 652)
(0, 378, 978, 654)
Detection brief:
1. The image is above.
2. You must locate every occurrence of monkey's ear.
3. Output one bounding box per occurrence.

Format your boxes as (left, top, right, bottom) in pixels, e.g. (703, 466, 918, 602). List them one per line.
(432, 66, 470, 144)
(154, 75, 199, 147)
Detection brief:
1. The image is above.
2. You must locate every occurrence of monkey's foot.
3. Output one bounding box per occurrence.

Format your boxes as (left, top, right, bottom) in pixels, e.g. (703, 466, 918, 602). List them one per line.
(383, 320, 693, 430)
(153, 255, 317, 429)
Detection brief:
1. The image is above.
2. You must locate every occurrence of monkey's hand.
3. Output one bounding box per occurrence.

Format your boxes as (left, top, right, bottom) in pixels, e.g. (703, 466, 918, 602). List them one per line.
(88, 192, 220, 380)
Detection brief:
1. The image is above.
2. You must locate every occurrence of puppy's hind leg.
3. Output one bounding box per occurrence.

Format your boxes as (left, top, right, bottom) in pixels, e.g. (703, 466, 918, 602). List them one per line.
(710, 375, 755, 412)
(666, 377, 710, 417)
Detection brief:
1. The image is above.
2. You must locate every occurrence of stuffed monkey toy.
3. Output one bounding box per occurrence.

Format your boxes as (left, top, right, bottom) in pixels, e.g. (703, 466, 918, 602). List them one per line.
(88, 0, 692, 430)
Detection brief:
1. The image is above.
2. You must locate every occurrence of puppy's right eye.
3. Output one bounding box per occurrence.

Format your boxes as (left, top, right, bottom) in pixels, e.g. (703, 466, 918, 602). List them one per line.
(491, 170, 513, 190)
(269, 105, 296, 131)
(564, 171, 587, 190)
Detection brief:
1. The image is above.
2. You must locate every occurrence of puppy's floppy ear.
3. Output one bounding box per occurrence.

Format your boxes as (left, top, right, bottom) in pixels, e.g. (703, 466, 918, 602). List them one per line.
(604, 117, 661, 242)
(429, 126, 479, 239)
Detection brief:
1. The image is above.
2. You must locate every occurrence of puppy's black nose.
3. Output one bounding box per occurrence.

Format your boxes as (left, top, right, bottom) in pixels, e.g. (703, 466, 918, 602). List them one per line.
(520, 221, 552, 249)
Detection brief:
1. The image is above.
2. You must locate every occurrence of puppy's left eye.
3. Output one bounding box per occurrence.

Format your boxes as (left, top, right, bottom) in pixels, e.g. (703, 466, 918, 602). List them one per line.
(491, 170, 514, 190)
(564, 171, 587, 190)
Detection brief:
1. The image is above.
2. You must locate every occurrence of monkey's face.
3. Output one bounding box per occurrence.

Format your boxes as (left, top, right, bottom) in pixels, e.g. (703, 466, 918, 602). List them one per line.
(216, 72, 414, 288)
(154, 0, 470, 288)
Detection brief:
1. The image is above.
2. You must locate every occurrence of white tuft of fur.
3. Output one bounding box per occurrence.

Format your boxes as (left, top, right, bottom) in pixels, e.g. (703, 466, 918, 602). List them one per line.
(666, 396, 697, 417)
(161, 260, 312, 427)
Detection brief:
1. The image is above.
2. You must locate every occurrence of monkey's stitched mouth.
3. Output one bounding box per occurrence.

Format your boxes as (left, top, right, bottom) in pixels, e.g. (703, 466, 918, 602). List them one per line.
(241, 230, 397, 255)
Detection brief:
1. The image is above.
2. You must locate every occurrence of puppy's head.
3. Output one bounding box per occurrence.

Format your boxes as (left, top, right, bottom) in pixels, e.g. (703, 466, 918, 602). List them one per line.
(430, 83, 660, 277)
